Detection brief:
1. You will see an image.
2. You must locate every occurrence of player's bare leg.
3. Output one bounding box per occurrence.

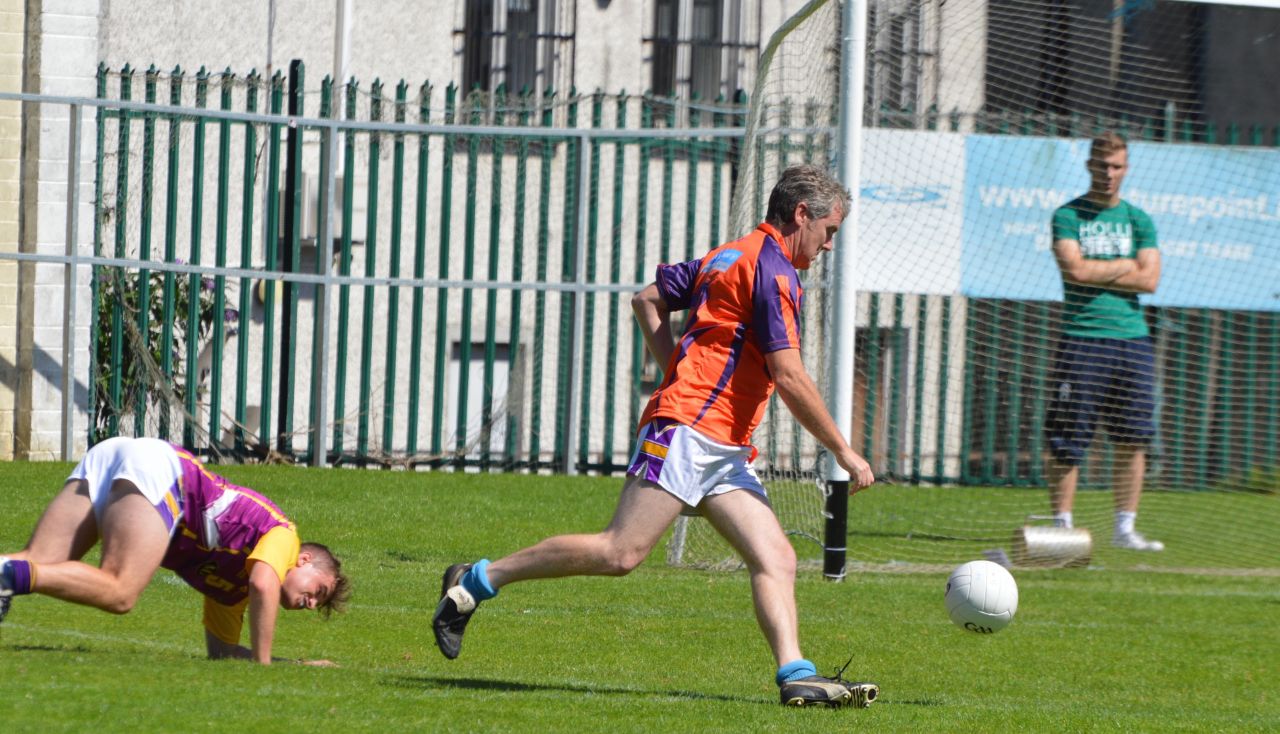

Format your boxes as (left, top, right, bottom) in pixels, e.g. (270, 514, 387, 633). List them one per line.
(488, 476, 684, 585)
(1, 480, 101, 622)
(24, 480, 170, 613)
(700, 490, 801, 664)
(701, 488, 876, 708)
(433, 475, 685, 659)
(9, 480, 100, 563)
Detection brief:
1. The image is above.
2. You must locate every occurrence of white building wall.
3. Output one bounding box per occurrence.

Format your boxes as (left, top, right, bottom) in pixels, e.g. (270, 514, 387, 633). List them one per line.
(0, 0, 22, 460)
(17, 1, 97, 460)
(574, 1, 646, 93)
(936, 0, 987, 130)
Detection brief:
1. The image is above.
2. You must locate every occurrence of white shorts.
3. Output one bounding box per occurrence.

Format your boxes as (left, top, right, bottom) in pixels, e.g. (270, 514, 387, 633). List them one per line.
(625, 419, 767, 508)
(67, 437, 184, 537)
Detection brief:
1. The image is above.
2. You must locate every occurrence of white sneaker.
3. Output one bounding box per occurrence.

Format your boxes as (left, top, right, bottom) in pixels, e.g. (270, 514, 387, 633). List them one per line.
(1112, 531, 1165, 552)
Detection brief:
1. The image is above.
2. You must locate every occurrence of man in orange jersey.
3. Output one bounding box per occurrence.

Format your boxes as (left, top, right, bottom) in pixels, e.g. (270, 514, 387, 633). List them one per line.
(433, 165, 878, 707)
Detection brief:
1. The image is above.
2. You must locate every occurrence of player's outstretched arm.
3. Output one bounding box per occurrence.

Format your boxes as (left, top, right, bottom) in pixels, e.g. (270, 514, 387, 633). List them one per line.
(765, 347, 875, 490)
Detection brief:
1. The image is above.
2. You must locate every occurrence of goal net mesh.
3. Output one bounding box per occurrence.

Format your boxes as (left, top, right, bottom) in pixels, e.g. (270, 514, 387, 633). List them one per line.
(668, 0, 843, 570)
(669, 0, 1280, 573)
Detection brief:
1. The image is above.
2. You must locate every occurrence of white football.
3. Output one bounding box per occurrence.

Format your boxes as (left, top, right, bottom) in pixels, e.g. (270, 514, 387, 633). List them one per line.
(945, 560, 1018, 634)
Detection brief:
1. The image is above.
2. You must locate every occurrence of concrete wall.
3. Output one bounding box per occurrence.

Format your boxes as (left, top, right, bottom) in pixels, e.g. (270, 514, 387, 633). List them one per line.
(0, 0, 20, 459)
(15, 0, 98, 460)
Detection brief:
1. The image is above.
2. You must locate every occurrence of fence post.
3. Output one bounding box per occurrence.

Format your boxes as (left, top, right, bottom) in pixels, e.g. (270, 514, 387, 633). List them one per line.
(310, 76, 338, 467)
(406, 80, 431, 458)
(481, 87, 508, 472)
(278, 59, 305, 454)
(577, 91, 603, 470)
(431, 84, 457, 463)
(184, 68, 209, 449)
(258, 70, 283, 454)
(155, 65, 180, 440)
(137, 68, 158, 434)
(564, 127, 592, 476)
(209, 69, 234, 452)
(88, 65, 107, 445)
(331, 78, 358, 460)
(504, 91, 532, 470)
(357, 79, 383, 462)
(383, 80, 407, 458)
(109, 66, 133, 440)
(235, 71, 260, 455)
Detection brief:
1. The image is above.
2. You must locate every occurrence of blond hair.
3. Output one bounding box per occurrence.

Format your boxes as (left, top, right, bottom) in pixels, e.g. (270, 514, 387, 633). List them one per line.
(1089, 131, 1128, 160)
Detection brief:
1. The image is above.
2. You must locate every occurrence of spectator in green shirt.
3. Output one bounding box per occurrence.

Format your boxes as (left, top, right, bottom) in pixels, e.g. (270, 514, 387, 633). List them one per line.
(1045, 132, 1164, 551)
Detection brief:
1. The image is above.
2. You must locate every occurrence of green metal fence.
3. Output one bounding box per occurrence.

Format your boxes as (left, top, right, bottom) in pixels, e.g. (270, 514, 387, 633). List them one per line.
(87, 63, 1280, 489)
(90, 63, 750, 474)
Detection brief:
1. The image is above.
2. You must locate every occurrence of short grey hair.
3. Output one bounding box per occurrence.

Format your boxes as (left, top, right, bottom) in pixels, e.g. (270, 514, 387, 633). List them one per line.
(765, 164, 851, 225)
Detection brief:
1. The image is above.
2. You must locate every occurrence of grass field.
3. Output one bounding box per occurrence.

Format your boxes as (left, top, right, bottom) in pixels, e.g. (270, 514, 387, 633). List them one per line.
(1, 461, 1276, 732)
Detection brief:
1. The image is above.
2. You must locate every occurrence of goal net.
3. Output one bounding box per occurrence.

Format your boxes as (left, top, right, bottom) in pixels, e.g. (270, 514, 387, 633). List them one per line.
(670, 0, 1280, 573)
(668, 0, 843, 569)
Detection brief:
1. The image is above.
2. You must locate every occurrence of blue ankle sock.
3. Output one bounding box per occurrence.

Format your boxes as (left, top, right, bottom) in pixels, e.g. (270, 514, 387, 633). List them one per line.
(461, 559, 497, 602)
(776, 659, 817, 686)
(1, 558, 34, 595)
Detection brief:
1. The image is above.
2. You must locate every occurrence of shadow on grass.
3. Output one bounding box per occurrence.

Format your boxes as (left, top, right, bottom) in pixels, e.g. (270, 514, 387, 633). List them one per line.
(385, 549, 432, 564)
(4, 643, 92, 654)
(391, 675, 768, 705)
(392, 675, 944, 708)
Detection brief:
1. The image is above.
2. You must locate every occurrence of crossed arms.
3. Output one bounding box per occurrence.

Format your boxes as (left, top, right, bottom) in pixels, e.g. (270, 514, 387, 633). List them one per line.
(1052, 239, 1161, 294)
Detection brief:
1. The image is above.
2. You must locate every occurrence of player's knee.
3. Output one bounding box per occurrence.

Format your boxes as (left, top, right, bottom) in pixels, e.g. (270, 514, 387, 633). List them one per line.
(753, 540, 796, 580)
(600, 546, 648, 576)
(103, 590, 142, 615)
(104, 599, 134, 615)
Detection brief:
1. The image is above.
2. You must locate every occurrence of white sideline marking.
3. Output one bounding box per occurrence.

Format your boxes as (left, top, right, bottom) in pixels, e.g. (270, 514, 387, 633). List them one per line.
(2, 623, 192, 653)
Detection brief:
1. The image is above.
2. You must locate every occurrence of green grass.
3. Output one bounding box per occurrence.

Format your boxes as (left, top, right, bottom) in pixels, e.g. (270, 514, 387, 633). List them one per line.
(1, 462, 1276, 732)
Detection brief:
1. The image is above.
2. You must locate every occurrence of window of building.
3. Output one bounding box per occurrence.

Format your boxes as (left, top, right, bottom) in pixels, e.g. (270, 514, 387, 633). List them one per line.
(646, 0, 757, 102)
(459, 0, 575, 99)
(868, 0, 928, 119)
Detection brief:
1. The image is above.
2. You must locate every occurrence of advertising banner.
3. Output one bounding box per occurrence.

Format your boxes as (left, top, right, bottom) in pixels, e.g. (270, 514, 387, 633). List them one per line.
(959, 136, 1280, 310)
(858, 129, 966, 295)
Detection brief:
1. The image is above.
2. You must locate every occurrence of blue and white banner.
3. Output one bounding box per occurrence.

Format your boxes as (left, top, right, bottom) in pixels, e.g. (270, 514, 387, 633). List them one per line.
(858, 129, 965, 295)
(958, 135, 1280, 311)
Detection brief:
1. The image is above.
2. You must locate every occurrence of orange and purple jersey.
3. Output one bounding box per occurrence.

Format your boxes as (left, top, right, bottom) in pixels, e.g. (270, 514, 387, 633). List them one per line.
(161, 445, 299, 644)
(639, 222, 803, 449)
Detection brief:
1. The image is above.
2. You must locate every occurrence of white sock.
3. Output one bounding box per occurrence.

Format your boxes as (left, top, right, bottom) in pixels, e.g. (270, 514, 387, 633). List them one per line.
(1115, 511, 1136, 536)
(1053, 511, 1073, 529)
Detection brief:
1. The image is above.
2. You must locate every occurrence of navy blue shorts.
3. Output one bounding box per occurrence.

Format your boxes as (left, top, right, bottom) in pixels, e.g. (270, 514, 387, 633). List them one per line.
(1044, 335, 1155, 466)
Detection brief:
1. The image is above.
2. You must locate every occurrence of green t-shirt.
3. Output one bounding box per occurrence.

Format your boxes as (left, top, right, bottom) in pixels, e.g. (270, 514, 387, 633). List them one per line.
(1051, 197, 1157, 339)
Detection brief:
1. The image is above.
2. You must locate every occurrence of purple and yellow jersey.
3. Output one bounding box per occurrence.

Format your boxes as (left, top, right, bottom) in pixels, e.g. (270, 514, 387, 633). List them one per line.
(638, 222, 803, 450)
(160, 445, 299, 644)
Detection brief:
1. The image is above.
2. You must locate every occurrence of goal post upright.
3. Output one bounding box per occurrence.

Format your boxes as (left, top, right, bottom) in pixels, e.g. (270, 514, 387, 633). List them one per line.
(823, 0, 869, 581)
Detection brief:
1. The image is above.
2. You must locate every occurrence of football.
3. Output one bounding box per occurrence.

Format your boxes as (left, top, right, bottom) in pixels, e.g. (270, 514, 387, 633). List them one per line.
(945, 560, 1018, 634)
